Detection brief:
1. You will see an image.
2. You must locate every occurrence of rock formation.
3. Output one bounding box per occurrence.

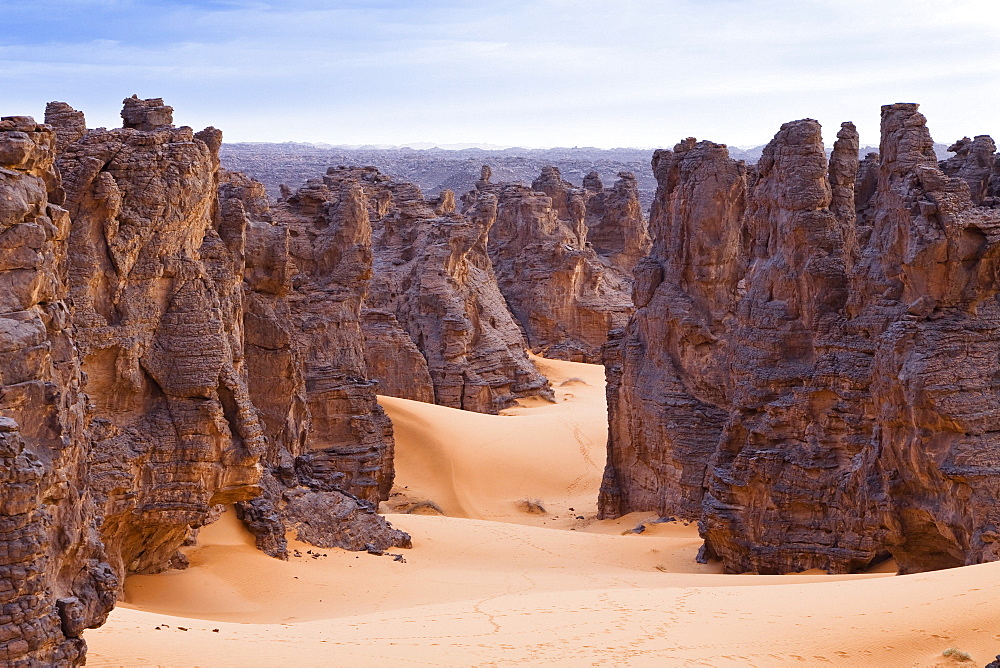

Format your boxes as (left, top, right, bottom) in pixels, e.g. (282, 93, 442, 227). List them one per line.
(232, 166, 409, 557)
(583, 170, 652, 275)
(0, 115, 116, 667)
(601, 104, 1000, 575)
(940, 135, 999, 206)
(328, 166, 553, 413)
(1, 98, 411, 665)
(360, 309, 435, 404)
(54, 97, 265, 580)
(483, 166, 641, 363)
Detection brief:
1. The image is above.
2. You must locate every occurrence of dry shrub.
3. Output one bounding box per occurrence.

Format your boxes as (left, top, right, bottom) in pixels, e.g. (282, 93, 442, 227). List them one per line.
(517, 498, 547, 515)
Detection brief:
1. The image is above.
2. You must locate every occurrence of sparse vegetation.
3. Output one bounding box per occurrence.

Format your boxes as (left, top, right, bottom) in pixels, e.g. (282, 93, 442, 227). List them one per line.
(942, 647, 973, 662)
(517, 498, 547, 515)
(403, 500, 445, 515)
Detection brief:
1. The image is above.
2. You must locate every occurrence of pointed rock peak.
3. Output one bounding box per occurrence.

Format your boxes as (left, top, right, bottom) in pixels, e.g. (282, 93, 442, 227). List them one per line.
(879, 102, 938, 177)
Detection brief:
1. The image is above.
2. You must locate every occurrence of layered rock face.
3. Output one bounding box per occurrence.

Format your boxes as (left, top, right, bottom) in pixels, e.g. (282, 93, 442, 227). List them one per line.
(235, 165, 409, 557)
(583, 170, 651, 275)
(602, 104, 1000, 575)
(2, 98, 411, 664)
(940, 135, 1000, 206)
(482, 166, 639, 363)
(55, 98, 265, 579)
(329, 166, 552, 413)
(0, 116, 115, 667)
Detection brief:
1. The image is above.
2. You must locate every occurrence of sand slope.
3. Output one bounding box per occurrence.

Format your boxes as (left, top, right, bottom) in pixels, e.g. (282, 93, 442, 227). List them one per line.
(86, 357, 1000, 667)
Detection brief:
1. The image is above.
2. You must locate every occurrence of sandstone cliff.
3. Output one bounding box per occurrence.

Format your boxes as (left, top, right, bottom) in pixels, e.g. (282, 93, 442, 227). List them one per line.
(55, 98, 266, 581)
(0, 116, 116, 666)
(482, 166, 640, 363)
(602, 104, 1000, 575)
(231, 167, 409, 557)
(1, 98, 411, 665)
(325, 166, 553, 413)
(583, 170, 651, 275)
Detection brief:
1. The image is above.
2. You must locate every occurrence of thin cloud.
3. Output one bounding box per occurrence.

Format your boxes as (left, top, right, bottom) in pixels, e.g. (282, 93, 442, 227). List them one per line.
(1, 0, 997, 147)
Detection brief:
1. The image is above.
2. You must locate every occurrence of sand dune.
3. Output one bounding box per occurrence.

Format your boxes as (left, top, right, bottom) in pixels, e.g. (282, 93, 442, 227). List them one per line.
(86, 357, 1000, 667)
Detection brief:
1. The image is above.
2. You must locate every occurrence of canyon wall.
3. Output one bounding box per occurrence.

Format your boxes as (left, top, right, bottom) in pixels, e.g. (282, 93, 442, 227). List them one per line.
(0, 115, 115, 667)
(1, 98, 410, 665)
(602, 104, 1000, 575)
(482, 166, 645, 363)
(235, 166, 408, 557)
(317, 166, 552, 414)
(55, 96, 266, 579)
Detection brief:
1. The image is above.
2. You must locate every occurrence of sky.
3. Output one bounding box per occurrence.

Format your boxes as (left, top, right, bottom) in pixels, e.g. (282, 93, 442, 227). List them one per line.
(2, 0, 999, 149)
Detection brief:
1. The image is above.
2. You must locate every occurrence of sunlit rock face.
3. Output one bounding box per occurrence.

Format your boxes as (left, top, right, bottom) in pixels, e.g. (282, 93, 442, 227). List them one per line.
(1, 97, 414, 666)
(602, 104, 1000, 575)
(0, 114, 113, 667)
(55, 98, 265, 582)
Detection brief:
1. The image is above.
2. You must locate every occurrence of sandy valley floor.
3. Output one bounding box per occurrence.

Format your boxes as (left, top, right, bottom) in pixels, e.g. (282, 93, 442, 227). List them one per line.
(86, 357, 1000, 667)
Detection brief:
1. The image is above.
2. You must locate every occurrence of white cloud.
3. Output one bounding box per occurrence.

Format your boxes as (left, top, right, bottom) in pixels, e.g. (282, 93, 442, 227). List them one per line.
(1, 0, 998, 147)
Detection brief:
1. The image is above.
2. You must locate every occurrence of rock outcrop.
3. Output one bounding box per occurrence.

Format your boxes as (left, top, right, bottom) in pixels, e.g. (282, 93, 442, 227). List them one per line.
(0, 116, 115, 666)
(1, 98, 411, 665)
(602, 104, 1000, 575)
(225, 169, 409, 558)
(583, 171, 651, 275)
(482, 166, 639, 363)
(56, 98, 265, 580)
(327, 166, 553, 413)
(940, 135, 999, 206)
(360, 309, 435, 404)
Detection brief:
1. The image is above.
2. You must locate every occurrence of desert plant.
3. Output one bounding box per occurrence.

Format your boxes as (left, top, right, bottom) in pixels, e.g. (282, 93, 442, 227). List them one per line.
(942, 648, 973, 662)
(404, 500, 445, 515)
(517, 498, 547, 514)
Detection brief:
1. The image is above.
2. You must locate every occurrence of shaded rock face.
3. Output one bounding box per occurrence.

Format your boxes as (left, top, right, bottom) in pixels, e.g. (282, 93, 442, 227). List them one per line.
(583, 171, 652, 275)
(940, 135, 999, 207)
(483, 166, 639, 363)
(360, 309, 434, 404)
(230, 168, 409, 558)
(0, 116, 116, 666)
(329, 166, 552, 414)
(602, 104, 1000, 575)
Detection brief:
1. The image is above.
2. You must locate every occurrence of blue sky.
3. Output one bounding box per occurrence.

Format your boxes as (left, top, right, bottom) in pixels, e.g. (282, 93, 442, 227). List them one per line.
(2, 0, 999, 148)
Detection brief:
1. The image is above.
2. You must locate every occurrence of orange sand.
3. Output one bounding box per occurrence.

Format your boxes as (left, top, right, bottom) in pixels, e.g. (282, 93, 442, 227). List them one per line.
(85, 356, 1000, 667)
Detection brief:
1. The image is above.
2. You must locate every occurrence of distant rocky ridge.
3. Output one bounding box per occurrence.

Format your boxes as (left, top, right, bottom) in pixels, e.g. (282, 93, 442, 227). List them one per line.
(220, 142, 953, 219)
(601, 104, 1000, 576)
(220, 142, 660, 212)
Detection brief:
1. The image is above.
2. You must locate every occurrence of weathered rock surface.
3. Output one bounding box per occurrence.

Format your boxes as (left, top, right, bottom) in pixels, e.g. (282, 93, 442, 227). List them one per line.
(940, 135, 999, 206)
(602, 104, 1000, 575)
(360, 309, 435, 404)
(43, 102, 86, 154)
(56, 98, 265, 582)
(227, 168, 409, 558)
(482, 166, 640, 363)
(583, 170, 651, 275)
(0, 115, 115, 666)
(325, 166, 552, 413)
(1, 98, 410, 665)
